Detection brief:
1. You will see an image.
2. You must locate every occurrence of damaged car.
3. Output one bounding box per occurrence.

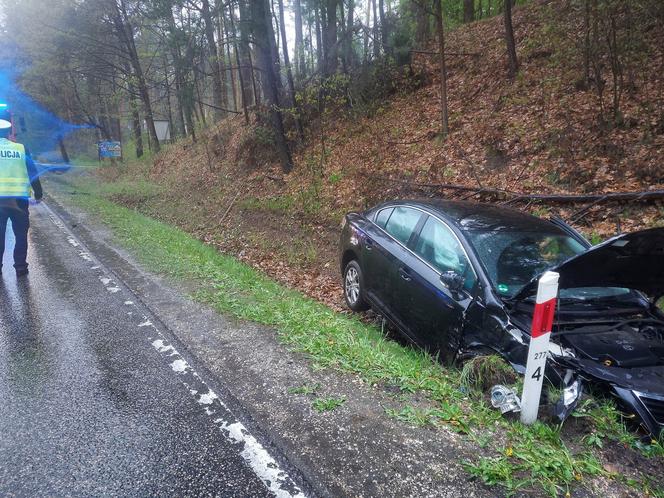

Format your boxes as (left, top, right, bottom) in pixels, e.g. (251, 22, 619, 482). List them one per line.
(339, 199, 664, 437)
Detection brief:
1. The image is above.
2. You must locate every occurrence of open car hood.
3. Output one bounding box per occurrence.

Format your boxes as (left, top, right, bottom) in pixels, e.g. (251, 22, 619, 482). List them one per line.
(512, 227, 664, 302)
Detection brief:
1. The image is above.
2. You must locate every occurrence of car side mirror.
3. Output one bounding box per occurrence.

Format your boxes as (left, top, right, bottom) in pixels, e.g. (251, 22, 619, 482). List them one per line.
(440, 270, 464, 293)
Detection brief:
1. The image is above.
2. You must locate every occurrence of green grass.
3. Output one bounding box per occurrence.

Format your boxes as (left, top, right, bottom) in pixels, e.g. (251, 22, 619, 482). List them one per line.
(57, 176, 664, 498)
(239, 195, 295, 214)
(465, 422, 604, 497)
(312, 396, 346, 412)
(94, 178, 164, 201)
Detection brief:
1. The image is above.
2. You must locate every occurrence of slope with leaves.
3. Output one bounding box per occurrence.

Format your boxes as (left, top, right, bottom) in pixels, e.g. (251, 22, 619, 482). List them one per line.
(98, 0, 664, 309)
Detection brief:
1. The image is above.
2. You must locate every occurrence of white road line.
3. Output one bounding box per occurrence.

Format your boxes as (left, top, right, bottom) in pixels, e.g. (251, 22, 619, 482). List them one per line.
(43, 203, 307, 498)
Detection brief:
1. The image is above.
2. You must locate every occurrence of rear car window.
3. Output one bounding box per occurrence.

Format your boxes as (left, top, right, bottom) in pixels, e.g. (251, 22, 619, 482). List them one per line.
(384, 207, 422, 245)
(374, 208, 393, 228)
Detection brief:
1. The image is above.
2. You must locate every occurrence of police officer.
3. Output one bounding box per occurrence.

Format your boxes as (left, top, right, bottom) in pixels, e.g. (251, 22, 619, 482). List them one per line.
(0, 110, 42, 277)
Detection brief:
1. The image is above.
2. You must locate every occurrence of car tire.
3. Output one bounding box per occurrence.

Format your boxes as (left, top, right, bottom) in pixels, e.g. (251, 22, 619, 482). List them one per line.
(343, 260, 370, 312)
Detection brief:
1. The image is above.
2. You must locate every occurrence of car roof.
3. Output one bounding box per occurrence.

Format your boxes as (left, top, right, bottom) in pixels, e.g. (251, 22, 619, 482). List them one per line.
(382, 199, 561, 233)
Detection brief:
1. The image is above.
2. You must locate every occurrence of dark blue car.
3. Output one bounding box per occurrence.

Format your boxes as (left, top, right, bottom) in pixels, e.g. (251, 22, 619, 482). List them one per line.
(339, 199, 664, 436)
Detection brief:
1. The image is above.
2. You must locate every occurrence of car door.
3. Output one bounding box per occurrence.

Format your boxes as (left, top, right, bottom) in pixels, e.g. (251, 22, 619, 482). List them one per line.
(392, 215, 478, 359)
(364, 206, 424, 315)
(360, 207, 393, 305)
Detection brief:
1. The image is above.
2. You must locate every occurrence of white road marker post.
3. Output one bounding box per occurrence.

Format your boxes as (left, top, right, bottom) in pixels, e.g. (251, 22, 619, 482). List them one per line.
(521, 271, 559, 425)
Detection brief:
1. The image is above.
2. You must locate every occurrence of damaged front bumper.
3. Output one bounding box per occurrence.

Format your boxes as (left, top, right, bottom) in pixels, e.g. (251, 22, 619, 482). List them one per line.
(556, 357, 664, 437)
(613, 387, 664, 438)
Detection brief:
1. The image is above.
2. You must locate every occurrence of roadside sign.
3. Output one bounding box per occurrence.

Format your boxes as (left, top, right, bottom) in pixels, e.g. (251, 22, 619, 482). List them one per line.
(520, 271, 559, 425)
(98, 141, 122, 159)
(153, 120, 171, 141)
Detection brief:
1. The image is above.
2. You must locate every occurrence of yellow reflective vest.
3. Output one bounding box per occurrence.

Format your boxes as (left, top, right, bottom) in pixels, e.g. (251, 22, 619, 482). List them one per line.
(0, 138, 30, 198)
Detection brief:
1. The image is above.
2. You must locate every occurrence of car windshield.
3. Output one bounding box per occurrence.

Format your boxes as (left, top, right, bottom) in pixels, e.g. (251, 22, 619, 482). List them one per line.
(466, 230, 631, 300)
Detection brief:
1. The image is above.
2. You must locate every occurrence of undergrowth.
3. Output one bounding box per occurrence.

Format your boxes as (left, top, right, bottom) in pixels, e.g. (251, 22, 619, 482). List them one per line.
(52, 175, 664, 498)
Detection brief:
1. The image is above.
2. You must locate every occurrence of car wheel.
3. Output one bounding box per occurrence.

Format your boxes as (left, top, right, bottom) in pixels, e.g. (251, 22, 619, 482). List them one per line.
(344, 260, 369, 311)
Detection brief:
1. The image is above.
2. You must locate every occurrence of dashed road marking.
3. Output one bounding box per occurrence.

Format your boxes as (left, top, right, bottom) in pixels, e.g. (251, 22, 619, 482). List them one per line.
(43, 202, 307, 498)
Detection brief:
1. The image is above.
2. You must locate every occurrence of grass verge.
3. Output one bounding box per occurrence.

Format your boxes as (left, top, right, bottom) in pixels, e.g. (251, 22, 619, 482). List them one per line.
(54, 176, 664, 498)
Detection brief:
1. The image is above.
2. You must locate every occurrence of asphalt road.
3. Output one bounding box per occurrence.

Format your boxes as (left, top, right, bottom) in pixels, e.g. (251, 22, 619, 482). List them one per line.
(0, 202, 307, 497)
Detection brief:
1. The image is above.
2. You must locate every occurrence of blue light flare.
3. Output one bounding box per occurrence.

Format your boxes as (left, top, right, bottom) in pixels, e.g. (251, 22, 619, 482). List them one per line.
(0, 66, 94, 183)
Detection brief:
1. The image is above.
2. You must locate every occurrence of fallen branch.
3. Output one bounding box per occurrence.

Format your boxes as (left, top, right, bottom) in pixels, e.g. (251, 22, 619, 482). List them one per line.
(457, 149, 484, 189)
(376, 176, 514, 196)
(375, 176, 664, 205)
(506, 190, 664, 204)
(219, 191, 241, 224)
(567, 196, 615, 223)
(411, 49, 482, 57)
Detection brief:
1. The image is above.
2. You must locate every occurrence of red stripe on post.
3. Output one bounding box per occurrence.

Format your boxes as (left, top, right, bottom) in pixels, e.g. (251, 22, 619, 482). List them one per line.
(531, 297, 557, 338)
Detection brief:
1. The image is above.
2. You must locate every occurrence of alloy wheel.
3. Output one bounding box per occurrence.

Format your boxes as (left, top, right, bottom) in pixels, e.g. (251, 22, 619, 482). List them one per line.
(345, 266, 360, 305)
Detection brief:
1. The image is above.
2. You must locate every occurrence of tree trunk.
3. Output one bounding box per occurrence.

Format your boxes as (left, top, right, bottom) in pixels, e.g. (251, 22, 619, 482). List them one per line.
(435, 0, 449, 136)
(267, 0, 283, 95)
(248, 46, 260, 106)
(58, 136, 70, 164)
(251, 0, 293, 173)
(372, 0, 380, 58)
(201, 0, 224, 120)
(123, 56, 144, 155)
(221, 10, 237, 112)
(194, 59, 207, 125)
(271, 0, 280, 53)
(132, 104, 143, 156)
(315, 6, 324, 70)
(464, 0, 475, 22)
(226, 3, 250, 124)
(238, 0, 256, 107)
(163, 57, 175, 144)
(345, 0, 355, 68)
(216, 6, 229, 109)
(323, 0, 338, 76)
(364, 0, 371, 61)
(413, 0, 429, 45)
(504, 0, 519, 78)
(378, 0, 388, 54)
(293, 0, 306, 79)
(277, 0, 305, 141)
(339, 0, 348, 73)
(307, 11, 315, 70)
(172, 69, 186, 137)
(113, 0, 159, 152)
(166, 10, 188, 138)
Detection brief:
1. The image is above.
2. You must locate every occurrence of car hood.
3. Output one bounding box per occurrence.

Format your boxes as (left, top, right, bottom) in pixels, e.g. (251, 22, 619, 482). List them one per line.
(512, 227, 664, 302)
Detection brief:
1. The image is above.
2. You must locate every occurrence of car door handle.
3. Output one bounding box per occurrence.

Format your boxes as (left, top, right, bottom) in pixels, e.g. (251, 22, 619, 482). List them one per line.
(364, 238, 374, 250)
(398, 267, 411, 282)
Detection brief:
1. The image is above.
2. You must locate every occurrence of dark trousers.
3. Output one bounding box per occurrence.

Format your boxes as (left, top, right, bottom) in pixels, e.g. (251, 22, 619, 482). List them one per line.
(0, 199, 30, 272)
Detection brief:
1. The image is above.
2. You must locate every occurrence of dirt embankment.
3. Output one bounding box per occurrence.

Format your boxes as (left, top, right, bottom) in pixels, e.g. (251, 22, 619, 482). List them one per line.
(107, 0, 664, 309)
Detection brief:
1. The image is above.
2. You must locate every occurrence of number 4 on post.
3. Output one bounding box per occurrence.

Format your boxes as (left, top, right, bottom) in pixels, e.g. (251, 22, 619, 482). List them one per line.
(521, 271, 559, 425)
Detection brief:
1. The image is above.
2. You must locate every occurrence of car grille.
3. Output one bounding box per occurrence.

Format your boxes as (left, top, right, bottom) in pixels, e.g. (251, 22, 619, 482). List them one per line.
(639, 395, 664, 425)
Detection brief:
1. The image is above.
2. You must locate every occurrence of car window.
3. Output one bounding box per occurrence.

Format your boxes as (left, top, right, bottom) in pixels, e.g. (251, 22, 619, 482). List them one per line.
(384, 207, 422, 245)
(466, 230, 586, 298)
(375, 207, 393, 228)
(413, 217, 477, 291)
